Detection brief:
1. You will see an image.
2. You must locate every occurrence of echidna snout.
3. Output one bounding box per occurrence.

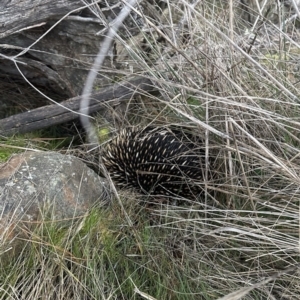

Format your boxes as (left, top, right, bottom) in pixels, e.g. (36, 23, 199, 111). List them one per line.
(102, 127, 205, 198)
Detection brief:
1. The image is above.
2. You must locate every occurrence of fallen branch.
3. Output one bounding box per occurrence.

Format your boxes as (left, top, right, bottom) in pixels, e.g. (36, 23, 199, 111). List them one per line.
(0, 76, 156, 136)
(0, 0, 86, 39)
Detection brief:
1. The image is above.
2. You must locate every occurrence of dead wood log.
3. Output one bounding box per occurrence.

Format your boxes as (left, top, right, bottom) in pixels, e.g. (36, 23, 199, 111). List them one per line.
(0, 76, 156, 136)
(0, 1, 146, 96)
(0, 0, 86, 39)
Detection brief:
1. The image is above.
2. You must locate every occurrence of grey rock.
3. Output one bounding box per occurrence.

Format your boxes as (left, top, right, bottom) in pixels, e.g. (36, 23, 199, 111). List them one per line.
(0, 151, 111, 249)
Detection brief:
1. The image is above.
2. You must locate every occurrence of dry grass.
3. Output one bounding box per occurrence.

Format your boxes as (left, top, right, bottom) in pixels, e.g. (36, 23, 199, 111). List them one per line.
(1, 0, 300, 299)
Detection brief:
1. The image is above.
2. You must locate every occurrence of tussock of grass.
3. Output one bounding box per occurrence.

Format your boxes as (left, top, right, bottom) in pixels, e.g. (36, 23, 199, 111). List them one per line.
(0, 200, 218, 299)
(1, 0, 300, 299)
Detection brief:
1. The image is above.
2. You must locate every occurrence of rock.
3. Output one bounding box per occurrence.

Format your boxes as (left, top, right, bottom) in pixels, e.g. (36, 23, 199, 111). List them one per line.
(0, 151, 111, 253)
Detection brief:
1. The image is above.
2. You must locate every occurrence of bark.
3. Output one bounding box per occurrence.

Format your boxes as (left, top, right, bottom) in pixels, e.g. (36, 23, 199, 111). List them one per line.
(0, 0, 146, 97)
(0, 0, 86, 39)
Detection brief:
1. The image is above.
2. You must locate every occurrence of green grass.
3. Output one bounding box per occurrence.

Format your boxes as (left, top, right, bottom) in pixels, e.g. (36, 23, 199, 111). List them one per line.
(0, 136, 29, 162)
(0, 202, 221, 299)
(0, 130, 76, 163)
(1, 1, 300, 299)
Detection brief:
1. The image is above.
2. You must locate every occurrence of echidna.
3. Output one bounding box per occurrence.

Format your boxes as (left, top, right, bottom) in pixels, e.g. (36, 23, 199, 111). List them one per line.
(102, 127, 206, 198)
